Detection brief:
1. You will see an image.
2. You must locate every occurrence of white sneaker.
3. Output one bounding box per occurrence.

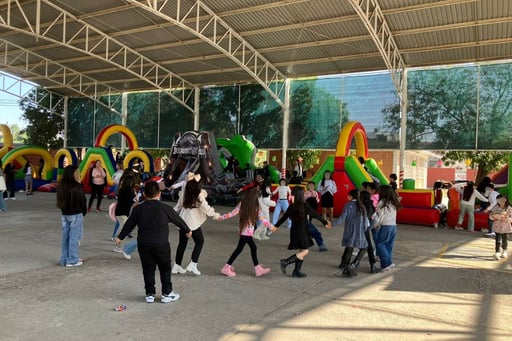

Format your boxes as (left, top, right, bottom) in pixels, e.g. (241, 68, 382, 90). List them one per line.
(186, 261, 201, 275)
(66, 261, 83, 267)
(486, 232, 496, 238)
(145, 295, 155, 303)
(172, 264, 187, 274)
(161, 292, 180, 303)
(380, 263, 396, 272)
(502, 251, 508, 258)
(122, 251, 132, 260)
(113, 245, 123, 253)
(494, 252, 500, 260)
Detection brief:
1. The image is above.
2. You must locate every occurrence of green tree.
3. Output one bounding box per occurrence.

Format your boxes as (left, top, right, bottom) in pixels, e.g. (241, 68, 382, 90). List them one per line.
(286, 149, 322, 174)
(441, 151, 508, 185)
(20, 88, 64, 149)
(382, 66, 478, 149)
(9, 124, 26, 144)
(289, 81, 348, 148)
(199, 86, 238, 138)
(238, 84, 282, 148)
(476, 63, 512, 149)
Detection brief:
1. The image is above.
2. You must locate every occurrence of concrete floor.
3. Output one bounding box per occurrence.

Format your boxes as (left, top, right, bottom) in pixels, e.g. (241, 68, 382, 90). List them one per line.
(1, 192, 512, 341)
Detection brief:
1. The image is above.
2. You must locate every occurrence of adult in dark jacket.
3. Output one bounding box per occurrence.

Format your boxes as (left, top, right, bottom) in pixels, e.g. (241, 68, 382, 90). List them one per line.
(4, 162, 17, 199)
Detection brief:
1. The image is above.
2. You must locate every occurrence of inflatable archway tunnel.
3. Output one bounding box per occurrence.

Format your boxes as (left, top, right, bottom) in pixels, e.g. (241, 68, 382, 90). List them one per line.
(335, 121, 369, 159)
(124, 149, 154, 173)
(95, 124, 138, 149)
(54, 148, 79, 181)
(334, 121, 373, 188)
(331, 121, 388, 215)
(1, 145, 54, 181)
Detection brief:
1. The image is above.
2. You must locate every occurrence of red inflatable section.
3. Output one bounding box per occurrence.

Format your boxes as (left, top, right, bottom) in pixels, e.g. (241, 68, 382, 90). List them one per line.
(332, 171, 355, 216)
(398, 190, 433, 208)
(396, 189, 440, 227)
(446, 210, 488, 231)
(397, 208, 440, 226)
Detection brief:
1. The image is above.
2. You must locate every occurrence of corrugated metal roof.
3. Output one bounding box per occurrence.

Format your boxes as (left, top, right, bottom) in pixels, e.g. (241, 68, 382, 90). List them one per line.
(0, 0, 510, 97)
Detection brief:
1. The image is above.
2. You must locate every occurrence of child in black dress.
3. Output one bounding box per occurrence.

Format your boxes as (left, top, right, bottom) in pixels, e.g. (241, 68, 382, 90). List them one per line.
(276, 187, 331, 277)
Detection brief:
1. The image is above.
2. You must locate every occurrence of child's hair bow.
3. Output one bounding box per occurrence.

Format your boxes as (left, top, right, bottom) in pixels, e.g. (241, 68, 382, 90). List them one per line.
(187, 172, 201, 182)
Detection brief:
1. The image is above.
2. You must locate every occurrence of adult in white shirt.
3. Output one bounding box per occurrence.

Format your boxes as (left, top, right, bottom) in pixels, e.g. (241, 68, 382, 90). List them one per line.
(294, 158, 304, 181)
(317, 170, 337, 221)
(453, 181, 488, 232)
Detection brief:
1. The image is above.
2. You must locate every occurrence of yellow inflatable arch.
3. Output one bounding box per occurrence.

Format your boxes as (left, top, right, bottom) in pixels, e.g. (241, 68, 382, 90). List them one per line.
(2, 146, 54, 181)
(0, 124, 14, 159)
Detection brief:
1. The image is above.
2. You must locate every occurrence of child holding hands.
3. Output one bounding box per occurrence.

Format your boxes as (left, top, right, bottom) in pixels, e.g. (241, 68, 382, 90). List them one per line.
(333, 189, 369, 277)
(216, 188, 278, 277)
(277, 187, 331, 278)
(173, 172, 220, 275)
(115, 181, 191, 304)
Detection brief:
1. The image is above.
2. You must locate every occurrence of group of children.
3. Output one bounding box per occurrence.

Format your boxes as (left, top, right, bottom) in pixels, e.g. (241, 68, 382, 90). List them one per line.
(333, 184, 401, 277)
(57, 159, 512, 306)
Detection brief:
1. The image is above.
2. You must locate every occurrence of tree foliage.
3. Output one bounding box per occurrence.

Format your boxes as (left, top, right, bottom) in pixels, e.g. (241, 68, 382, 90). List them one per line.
(289, 82, 349, 148)
(382, 63, 512, 181)
(442, 151, 509, 185)
(286, 149, 322, 172)
(20, 88, 64, 149)
(9, 124, 26, 144)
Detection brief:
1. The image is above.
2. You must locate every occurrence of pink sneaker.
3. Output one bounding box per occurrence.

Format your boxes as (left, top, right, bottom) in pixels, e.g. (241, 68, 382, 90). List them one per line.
(221, 264, 236, 277)
(254, 264, 271, 277)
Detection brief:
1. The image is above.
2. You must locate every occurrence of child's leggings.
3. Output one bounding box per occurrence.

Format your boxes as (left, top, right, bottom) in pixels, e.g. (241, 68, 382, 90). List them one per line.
(495, 233, 508, 252)
(227, 235, 259, 266)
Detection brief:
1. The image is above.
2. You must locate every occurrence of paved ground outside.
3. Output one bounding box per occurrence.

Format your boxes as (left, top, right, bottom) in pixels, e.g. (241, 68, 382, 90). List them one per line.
(1, 192, 512, 341)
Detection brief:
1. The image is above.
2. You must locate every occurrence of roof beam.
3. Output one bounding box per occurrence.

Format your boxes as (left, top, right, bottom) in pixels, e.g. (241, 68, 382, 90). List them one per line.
(125, 0, 287, 107)
(348, 0, 406, 96)
(0, 70, 65, 115)
(0, 0, 196, 112)
(0, 38, 124, 115)
(19, 31, 512, 86)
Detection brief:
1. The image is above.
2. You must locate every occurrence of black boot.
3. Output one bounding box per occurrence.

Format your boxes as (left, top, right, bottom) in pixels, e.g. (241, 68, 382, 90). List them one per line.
(280, 254, 297, 274)
(370, 263, 378, 274)
(349, 248, 367, 276)
(338, 247, 353, 269)
(292, 259, 307, 278)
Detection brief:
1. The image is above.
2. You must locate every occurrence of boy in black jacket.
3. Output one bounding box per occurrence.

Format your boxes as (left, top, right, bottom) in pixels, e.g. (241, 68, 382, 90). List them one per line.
(115, 181, 191, 303)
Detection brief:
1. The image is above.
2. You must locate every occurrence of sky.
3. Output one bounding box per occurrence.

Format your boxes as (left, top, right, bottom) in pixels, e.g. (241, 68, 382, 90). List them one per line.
(0, 72, 37, 130)
(0, 91, 25, 129)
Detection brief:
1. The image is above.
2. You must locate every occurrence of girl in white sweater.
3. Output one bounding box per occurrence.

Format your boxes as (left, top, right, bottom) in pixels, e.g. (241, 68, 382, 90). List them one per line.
(254, 182, 276, 240)
(373, 185, 401, 271)
(172, 173, 220, 275)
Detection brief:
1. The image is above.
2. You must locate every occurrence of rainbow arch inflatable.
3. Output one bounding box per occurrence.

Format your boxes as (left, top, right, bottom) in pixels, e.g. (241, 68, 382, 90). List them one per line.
(331, 121, 388, 215)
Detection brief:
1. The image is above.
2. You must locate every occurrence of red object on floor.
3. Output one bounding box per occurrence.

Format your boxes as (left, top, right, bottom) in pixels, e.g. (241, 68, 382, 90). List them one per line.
(446, 209, 488, 231)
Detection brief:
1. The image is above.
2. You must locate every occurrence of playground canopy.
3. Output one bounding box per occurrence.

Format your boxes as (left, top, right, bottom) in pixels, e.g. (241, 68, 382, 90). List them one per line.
(0, 0, 510, 109)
